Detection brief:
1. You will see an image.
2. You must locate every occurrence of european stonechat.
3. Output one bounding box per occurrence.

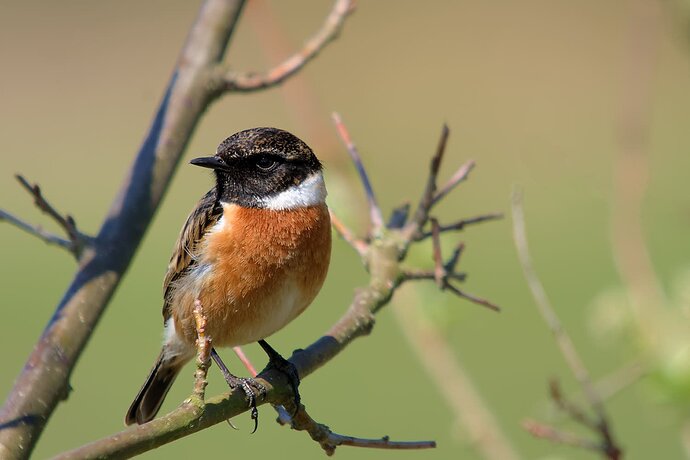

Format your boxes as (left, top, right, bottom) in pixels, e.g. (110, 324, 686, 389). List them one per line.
(125, 127, 331, 426)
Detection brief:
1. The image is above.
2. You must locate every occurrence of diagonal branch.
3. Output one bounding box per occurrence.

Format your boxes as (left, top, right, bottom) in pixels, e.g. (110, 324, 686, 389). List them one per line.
(329, 209, 368, 257)
(332, 112, 385, 235)
(213, 0, 354, 94)
(404, 125, 450, 240)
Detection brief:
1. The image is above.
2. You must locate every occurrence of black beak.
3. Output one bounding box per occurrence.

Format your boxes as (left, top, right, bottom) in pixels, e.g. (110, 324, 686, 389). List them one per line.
(190, 156, 227, 170)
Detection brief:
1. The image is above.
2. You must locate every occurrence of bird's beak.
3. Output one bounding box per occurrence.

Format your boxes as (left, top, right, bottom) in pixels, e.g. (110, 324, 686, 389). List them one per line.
(190, 156, 226, 170)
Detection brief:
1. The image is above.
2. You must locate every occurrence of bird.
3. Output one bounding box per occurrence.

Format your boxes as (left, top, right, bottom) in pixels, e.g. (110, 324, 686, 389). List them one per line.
(125, 127, 331, 427)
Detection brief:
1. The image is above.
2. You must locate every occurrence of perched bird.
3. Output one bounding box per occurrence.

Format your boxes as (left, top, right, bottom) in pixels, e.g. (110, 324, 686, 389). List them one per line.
(125, 127, 331, 426)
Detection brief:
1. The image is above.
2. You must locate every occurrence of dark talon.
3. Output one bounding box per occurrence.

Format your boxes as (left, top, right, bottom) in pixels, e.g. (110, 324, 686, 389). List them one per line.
(258, 340, 301, 416)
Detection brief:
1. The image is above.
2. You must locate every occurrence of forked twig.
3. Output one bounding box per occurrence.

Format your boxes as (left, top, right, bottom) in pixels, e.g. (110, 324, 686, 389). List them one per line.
(401, 217, 499, 312)
(512, 188, 621, 459)
(0, 174, 92, 259)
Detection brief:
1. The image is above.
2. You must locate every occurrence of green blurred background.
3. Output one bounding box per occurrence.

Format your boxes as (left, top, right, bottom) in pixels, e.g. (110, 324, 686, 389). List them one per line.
(2, 1, 690, 458)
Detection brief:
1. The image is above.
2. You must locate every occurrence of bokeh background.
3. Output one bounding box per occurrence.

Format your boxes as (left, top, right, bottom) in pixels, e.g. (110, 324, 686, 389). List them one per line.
(2, 1, 690, 458)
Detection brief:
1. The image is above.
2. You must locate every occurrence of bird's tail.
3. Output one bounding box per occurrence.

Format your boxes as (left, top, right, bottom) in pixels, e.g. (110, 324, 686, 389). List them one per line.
(125, 351, 183, 425)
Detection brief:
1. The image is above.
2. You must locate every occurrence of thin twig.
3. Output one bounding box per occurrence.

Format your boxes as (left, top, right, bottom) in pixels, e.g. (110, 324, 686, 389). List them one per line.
(332, 112, 385, 234)
(523, 419, 602, 452)
(512, 189, 604, 417)
(432, 160, 475, 206)
(512, 188, 622, 459)
(405, 125, 449, 240)
(401, 270, 466, 282)
(289, 402, 435, 456)
(1, 174, 92, 258)
(192, 300, 212, 400)
(0, 209, 72, 251)
(549, 379, 599, 432)
(232, 346, 258, 377)
(217, 0, 354, 93)
(430, 218, 445, 289)
(444, 284, 501, 312)
(416, 213, 503, 241)
(329, 209, 368, 257)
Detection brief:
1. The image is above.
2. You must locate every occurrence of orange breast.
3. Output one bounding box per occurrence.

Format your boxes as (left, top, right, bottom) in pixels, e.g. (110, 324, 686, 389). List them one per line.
(169, 203, 331, 347)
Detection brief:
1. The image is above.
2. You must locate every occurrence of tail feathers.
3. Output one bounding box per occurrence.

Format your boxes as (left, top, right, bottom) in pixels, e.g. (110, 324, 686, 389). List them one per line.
(125, 352, 182, 425)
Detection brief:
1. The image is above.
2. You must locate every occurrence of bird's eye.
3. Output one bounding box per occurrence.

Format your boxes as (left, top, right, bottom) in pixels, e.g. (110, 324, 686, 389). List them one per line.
(255, 156, 278, 171)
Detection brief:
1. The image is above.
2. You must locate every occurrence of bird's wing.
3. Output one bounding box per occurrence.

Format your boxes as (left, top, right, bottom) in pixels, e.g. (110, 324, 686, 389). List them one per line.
(162, 188, 221, 322)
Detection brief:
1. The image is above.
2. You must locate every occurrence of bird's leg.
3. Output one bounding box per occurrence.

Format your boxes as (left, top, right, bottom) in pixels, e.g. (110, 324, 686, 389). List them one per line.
(258, 339, 301, 415)
(210, 347, 266, 433)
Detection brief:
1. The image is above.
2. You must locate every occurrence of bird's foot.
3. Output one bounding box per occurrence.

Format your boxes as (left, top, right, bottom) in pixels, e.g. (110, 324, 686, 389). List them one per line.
(258, 340, 301, 415)
(211, 348, 266, 433)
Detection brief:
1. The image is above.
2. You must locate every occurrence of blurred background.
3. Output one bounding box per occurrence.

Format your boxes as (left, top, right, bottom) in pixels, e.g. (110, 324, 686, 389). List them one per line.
(2, 1, 690, 458)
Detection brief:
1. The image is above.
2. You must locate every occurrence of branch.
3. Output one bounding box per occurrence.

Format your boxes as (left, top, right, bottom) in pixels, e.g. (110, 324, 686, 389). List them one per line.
(512, 189, 622, 459)
(329, 209, 368, 258)
(332, 112, 385, 235)
(287, 402, 435, 455)
(415, 213, 503, 241)
(213, 0, 354, 93)
(192, 300, 212, 401)
(0, 175, 93, 259)
(0, 209, 72, 252)
(54, 123, 498, 457)
(404, 124, 450, 240)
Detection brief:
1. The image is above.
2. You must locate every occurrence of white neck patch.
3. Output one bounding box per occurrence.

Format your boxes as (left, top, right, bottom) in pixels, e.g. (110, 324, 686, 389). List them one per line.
(260, 171, 327, 210)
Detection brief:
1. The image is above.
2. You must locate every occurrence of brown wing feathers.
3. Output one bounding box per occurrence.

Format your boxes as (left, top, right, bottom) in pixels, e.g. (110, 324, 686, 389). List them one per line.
(162, 188, 221, 322)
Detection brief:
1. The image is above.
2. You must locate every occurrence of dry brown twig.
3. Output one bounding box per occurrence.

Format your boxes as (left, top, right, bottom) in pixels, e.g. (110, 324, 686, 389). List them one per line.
(213, 0, 355, 94)
(512, 189, 622, 460)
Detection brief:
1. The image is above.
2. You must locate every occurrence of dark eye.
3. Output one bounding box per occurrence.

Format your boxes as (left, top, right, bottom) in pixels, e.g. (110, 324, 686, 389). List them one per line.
(255, 156, 278, 171)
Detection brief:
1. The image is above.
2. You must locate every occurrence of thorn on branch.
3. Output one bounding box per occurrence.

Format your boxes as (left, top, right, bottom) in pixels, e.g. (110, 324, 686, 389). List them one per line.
(0, 174, 92, 259)
(332, 112, 384, 235)
(217, 0, 355, 94)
